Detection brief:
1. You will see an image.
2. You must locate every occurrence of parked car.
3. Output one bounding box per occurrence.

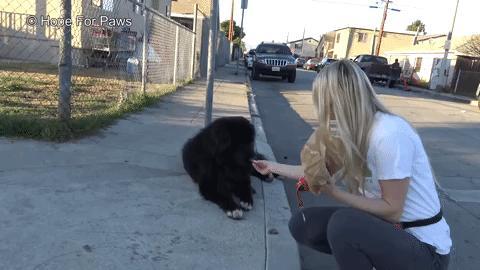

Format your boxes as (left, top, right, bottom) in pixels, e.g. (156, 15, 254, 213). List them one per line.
(245, 49, 255, 69)
(316, 58, 338, 72)
(295, 57, 306, 67)
(303, 58, 320, 70)
(251, 42, 297, 83)
(353, 54, 401, 88)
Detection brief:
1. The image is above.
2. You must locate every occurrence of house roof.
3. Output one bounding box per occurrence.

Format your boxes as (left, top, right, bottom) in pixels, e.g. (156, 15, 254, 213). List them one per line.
(331, 26, 418, 36)
(416, 34, 447, 42)
(287, 37, 319, 44)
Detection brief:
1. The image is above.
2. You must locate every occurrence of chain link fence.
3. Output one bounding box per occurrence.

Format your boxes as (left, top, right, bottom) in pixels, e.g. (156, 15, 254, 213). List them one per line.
(0, 0, 230, 126)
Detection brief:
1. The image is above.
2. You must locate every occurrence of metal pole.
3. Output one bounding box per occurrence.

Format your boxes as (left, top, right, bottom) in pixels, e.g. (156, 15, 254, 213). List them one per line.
(301, 27, 305, 56)
(58, 0, 72, 121)
(371, 28, 377, 55)
(141, 1, 148, 94)
(235, 7, 245, 75)
(439, 0, 460, 90)
(375, 0, 390, 56)
(191, 3, 198, 80)
(453, 70, 461, 94)
(228, 0, 234, 41)
(205, 0, 218, 126)
(173, 25, 180, 84)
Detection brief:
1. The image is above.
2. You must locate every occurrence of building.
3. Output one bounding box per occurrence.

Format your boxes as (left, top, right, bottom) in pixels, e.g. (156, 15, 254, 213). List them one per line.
(0, 0, 171, 65)
(316, 27, 417, 60)
(170, 0, 230, 76)
(384, 34, 480, 96)
(287, 37, 319, 58)
(171, 0, 211, 16)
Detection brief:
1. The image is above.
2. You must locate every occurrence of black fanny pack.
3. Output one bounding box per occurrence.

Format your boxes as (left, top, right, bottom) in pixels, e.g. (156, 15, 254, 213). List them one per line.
(397, 209, 443, 229)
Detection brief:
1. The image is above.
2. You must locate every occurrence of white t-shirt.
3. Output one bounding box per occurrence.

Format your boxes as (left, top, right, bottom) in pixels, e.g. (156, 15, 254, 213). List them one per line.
(364, 112, 452, 255)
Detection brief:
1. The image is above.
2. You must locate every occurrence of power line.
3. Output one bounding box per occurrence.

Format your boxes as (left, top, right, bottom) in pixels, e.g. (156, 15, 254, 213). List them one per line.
(309, 0, 373, 7)
(311, 0, 427, 10)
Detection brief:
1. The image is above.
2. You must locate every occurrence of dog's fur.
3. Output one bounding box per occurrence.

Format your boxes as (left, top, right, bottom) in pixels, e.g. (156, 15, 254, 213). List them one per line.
(182, 116, 271, 219)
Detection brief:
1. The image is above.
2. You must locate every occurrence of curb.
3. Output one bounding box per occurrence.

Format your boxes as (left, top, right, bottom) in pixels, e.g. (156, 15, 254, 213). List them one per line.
(406, 86, 479, 107)
(245, 74, 301, 270)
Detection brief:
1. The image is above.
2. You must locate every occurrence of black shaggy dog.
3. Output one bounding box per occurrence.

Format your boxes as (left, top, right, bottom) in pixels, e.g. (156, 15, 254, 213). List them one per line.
(182, 116, 272, 219)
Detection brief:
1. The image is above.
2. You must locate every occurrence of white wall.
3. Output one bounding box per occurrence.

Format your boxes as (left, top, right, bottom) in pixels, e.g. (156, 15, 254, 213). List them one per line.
(385, 52, 457, 88)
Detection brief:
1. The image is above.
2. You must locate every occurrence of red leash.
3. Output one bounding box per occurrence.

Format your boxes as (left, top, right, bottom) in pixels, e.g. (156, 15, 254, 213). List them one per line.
(296, 176, 309, 208)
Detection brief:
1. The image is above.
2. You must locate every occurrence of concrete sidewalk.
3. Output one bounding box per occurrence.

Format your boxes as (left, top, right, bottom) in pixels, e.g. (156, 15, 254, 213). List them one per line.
(0, 64, 299, 270)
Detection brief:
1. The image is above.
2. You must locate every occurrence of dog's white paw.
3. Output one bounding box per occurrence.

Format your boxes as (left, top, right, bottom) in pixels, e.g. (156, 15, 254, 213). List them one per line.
(226, 209, 244, 219)
(240, 201, 253, 211)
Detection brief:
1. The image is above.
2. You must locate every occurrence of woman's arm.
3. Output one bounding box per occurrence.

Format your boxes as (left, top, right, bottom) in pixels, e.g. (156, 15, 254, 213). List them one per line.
(252, 160, 304, 180)
(323, 178, 410, 223)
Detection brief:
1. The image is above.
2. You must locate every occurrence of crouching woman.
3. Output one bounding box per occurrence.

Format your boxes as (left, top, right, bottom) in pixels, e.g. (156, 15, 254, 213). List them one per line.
(252, 60, 451, 270)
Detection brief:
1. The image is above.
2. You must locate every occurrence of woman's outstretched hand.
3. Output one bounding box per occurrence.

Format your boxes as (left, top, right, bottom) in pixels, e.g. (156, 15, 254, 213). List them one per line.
(252, 160, 275, 178)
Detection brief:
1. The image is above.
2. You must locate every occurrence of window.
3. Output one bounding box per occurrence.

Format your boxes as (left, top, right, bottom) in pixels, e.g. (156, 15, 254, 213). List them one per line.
(336, 33, 341, 43)
(294, 43, 302, 50)
(358, 33, 368, 43)
(103, 0, 113, 11)
(256, 44, 292, 55)
(152, 0, 160, 10)
(92, 0, 113, 11)
(414, 57, 423, 72)
(134, 0, 144, 15)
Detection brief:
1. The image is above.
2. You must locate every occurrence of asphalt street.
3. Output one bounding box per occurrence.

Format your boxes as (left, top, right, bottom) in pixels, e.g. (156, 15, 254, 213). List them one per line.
(250, 68, 480, 270)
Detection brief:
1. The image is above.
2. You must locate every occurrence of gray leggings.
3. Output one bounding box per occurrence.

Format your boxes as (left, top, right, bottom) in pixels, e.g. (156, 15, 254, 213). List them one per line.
(289, 207, 450, 270)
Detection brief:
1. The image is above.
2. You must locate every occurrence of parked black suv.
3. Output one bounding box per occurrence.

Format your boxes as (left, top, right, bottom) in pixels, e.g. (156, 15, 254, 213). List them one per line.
(251, 43, 296, 83)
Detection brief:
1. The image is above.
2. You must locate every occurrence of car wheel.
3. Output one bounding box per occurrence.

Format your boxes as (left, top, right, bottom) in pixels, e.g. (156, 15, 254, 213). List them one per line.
(288, 71, 296, 83)
(282, 75, 287, 80)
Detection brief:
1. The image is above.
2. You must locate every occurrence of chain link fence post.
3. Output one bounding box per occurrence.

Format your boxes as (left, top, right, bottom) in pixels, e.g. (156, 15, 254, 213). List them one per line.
(173, 25, 180, 85)
(58, 0, 72, 121)
(141, 1, 149, 95)
(190, 4, 198, 80)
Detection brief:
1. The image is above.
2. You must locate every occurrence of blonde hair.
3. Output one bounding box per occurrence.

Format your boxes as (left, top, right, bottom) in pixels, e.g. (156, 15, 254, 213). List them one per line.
(312, 60, 391, 193)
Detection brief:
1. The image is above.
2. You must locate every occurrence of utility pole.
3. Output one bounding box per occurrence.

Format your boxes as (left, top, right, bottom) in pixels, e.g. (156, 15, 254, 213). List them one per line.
(58, 0, 72, 121)
(205, 0, 218, 126)
(439, 0, 460, 91)
(375, 0, 390, 56)
(235, 0, 247, 75)
(301, 27, 305, 56)
(228, 0, 234, 41)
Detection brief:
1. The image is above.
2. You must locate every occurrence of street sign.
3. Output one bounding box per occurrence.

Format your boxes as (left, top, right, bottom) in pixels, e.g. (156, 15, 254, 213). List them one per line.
(241, 0, 248, 9)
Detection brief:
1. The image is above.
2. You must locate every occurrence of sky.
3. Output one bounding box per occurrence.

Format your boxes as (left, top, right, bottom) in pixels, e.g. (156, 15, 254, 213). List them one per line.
(219, 0, 480, 50)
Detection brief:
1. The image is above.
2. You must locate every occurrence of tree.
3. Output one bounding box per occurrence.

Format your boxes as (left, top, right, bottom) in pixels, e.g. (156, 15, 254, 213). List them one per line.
(220, 20, 245, 45)
(406, 20, 426, 33)
(458, 35, 480, 57)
